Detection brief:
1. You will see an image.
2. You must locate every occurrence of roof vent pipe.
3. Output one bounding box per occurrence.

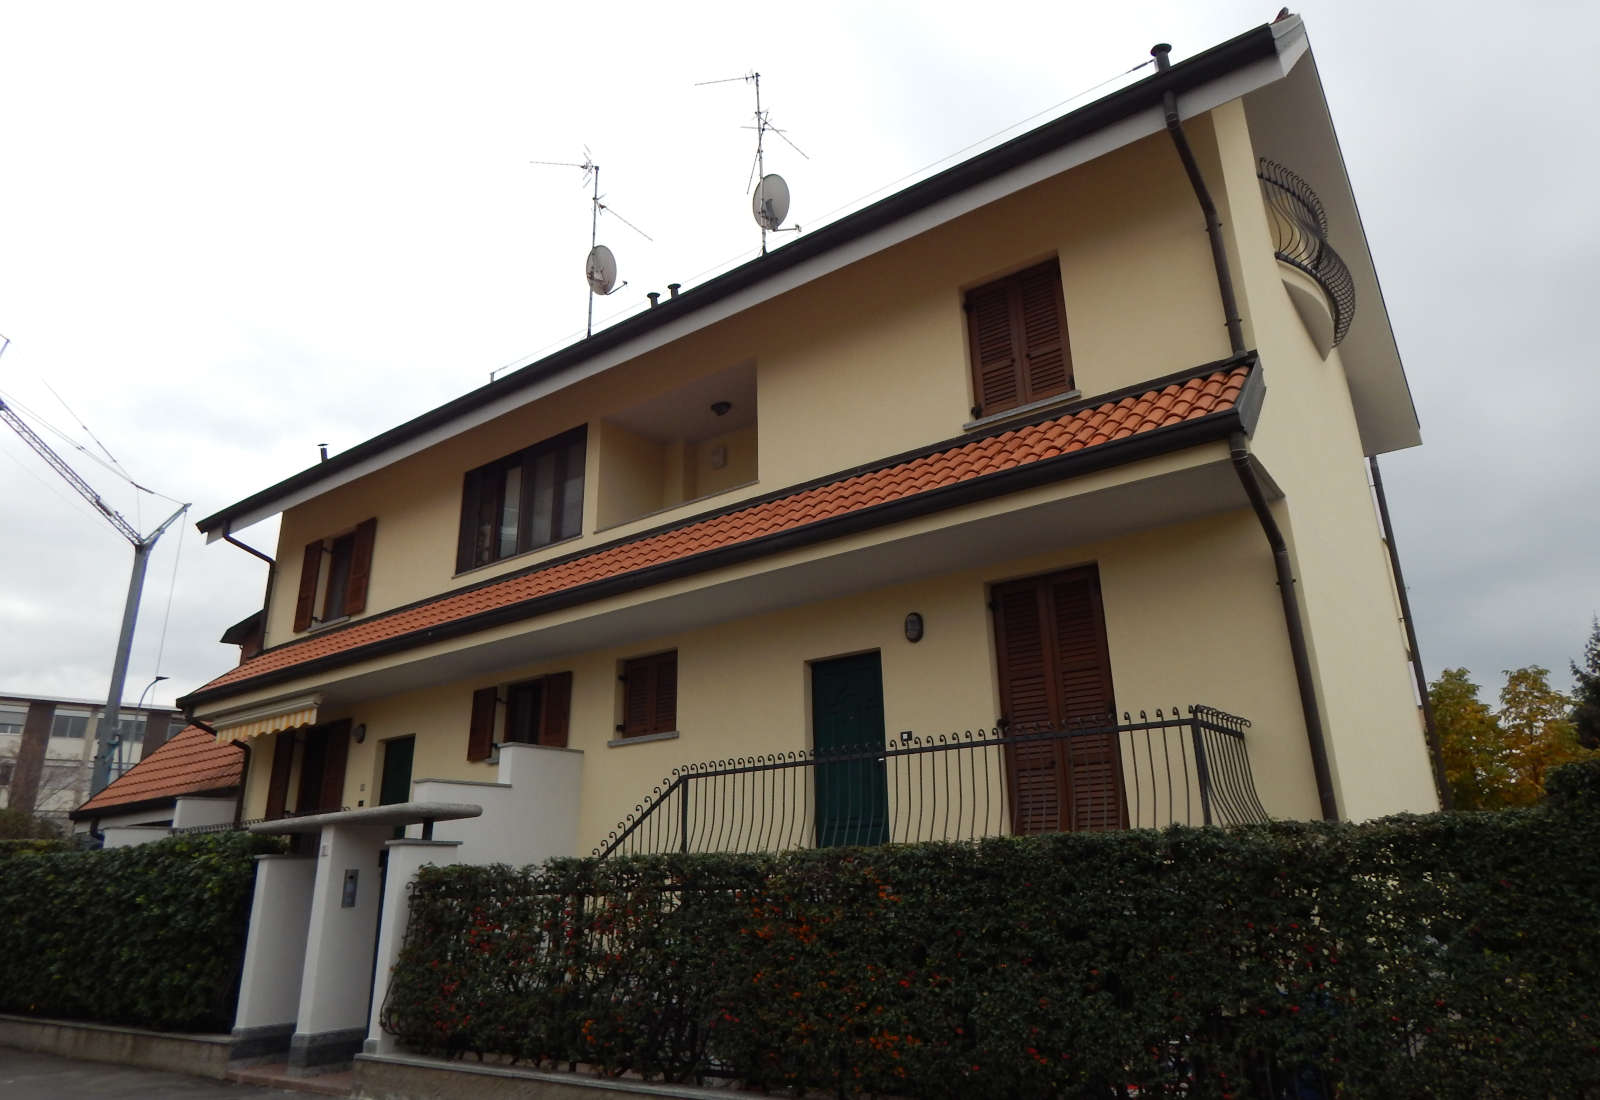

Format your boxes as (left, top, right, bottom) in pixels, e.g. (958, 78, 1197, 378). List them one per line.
(1151, 42, 1172, 71)
(647, 292, 660, 308)
(667, 283, 681, 298)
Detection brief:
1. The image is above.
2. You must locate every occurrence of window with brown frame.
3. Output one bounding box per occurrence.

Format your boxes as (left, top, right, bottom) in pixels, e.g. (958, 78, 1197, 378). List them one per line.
(457, 426, 587, 572)
(964, 258, 1073, 420)
(618, 651, 677, 738)
(293, 518, 377, 632)
(465, 672, 573, 761)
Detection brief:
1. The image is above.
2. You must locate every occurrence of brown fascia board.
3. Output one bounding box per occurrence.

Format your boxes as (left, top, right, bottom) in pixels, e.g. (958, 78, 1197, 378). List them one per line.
(195, 24, 1279, 538)
(178, 355, 1262, 711)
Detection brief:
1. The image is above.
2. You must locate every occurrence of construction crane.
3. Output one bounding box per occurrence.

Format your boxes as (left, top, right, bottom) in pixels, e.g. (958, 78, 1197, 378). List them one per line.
(0, 369, 189, 796)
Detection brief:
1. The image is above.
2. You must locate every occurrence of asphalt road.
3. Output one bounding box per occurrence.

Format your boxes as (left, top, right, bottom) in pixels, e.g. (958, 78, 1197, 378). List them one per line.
(0, 1048, 310, 1099)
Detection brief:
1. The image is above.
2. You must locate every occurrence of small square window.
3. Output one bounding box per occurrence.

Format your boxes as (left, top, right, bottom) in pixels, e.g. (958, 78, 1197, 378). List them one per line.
(965, 259, 1073, 419)
(619, 651, 677, 738)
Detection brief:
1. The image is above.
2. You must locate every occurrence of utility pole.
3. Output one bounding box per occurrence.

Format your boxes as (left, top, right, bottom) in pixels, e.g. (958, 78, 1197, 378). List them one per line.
(0, 382, 189, 797)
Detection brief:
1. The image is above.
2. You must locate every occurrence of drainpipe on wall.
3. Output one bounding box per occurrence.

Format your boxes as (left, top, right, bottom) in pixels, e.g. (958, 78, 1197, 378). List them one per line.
(1154, 40, 1338, 820)
(1369, 455, 1452, 809)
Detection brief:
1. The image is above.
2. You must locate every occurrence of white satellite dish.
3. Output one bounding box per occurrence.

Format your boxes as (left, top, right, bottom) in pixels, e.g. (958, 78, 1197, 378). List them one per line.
(585, 244, 618, 295)
(752, 174, 790, 231)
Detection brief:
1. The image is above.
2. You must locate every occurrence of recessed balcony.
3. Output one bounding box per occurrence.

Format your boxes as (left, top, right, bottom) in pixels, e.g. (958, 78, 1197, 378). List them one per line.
(1259, 157, 1356, 358)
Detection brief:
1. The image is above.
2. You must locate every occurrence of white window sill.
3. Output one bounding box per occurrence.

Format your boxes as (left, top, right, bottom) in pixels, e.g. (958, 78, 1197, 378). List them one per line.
(963, 389, 1082, 434)
(607, 729, 680, 748)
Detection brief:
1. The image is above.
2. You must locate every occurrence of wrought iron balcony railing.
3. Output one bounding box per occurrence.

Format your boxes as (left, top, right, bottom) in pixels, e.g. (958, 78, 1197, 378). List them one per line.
(1258, 158, 1356, 346)
(594, 705, 1269, 859)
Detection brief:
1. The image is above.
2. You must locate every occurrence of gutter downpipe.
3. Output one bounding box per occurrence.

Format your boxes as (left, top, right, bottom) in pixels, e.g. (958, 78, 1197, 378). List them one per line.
(1153, 42, 1338, 820)
(1369, 455, 1452, 809)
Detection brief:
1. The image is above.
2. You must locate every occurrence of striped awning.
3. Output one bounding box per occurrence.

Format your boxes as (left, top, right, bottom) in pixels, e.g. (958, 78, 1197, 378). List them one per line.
(211, 695, 322, 744)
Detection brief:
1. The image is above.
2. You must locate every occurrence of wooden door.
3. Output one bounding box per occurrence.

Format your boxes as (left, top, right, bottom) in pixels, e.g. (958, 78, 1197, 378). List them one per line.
(992, 567, 1125, 833)
(812, 652, 890, 847)
(379, 736, 414, 806)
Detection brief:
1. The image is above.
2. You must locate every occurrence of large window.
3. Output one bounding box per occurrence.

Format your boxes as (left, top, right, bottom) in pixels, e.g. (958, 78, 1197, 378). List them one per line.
(965, 258, 1073, 420)
(458, 426, 587, 571)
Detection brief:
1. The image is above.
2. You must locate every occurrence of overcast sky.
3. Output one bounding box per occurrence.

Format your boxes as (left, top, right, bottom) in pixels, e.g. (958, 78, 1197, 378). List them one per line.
(1, 0, 1595, 714)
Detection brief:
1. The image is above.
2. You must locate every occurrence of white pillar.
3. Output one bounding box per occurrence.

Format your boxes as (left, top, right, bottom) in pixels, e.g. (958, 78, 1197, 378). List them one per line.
(364, 839, 462, 1055)
(232, 855, 316, 1061)
(289, 823, 388, 1070)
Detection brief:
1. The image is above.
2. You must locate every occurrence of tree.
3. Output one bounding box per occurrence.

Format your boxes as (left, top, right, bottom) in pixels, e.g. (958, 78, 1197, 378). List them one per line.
(1430, 665, 1598, 810)
(1572, 615, 1600, 750)
(1431, 668, 1510, 810)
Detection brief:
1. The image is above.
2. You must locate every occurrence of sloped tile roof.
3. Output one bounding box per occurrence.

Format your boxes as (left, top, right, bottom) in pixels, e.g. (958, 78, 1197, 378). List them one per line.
(186, 364, 1250, 706)
(76, 727, 243, 815)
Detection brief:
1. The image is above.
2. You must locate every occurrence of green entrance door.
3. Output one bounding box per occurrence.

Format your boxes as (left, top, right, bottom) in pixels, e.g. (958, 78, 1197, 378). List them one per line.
(379, 736, 415, 807)
(812, 652, 889, 847)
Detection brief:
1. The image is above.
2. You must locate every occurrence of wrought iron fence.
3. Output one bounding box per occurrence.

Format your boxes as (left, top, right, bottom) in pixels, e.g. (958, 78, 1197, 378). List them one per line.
(595, 705, 1268, 859)
(1258, 157, 1356, 346)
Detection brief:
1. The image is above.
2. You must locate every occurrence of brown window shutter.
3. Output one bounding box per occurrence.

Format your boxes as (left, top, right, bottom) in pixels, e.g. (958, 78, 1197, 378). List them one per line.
(540, 671, 572, 747)
(1049, 574, 1122, 831)
(456, 469, 482, 572)
(652, 652, 678, 734)
(622, 658, 652, 737)
(318, 720, 351, 813)
(1016, 263, 1072, 401)
(293, 541, 324, 632)
(967, 281, 1021, 417)
(264, 734, 294, 820)
(467, 687, 497, 762)
(342, 518, 377, 617)
(992, 581, 1062, 834)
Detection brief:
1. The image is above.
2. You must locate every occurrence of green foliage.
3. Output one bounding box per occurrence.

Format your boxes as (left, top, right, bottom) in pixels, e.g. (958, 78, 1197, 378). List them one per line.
(1432, 665, 1596, 809)
(0, 806, 63, 839)
(382, 762, 1600, 1099)
(0, 830, 281, 1031)
(1573, 615, 1600, 750)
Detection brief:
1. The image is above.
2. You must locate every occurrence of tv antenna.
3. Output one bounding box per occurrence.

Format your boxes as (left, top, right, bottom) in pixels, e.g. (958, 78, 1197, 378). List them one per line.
(697, 71, 807, 254)
(531, 150, 653, 337)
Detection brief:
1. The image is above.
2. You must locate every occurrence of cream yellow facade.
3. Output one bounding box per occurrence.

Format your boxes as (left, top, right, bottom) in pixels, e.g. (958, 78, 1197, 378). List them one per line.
(201, 20, 1440, 857)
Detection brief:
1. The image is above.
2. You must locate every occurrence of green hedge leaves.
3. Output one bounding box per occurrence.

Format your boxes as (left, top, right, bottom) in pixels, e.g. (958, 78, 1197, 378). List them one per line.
(383, 760, 1600, 1098)
(0, 831, 280, 1031)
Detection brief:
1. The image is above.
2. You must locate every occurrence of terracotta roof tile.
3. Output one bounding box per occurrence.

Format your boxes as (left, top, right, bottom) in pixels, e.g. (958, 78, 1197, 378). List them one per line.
(77, 727, 243, 815)
(191, 366, 1249, 703)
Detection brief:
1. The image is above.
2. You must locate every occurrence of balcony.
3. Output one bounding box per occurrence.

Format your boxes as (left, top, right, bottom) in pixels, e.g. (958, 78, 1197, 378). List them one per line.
(1258, 157, 1356, 355)
(595, 705, 1269, 858)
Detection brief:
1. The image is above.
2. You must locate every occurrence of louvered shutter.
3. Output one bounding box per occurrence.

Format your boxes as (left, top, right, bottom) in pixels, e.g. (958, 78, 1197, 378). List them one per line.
(293, 541, 323, 632)
(1049, 574, 1124, 831)
(966, 260, 1072, 418)
(1017, 263, 1071, 401)
(540, 671, 572, 747)
(342, 518, 377, 616)
(652, 653, 677, 734)
(967, 281, 1022, 417)
(318, 720, 351, 813)
(467, 687, 497, 762)
(993, 582, 1064, 834)
(264, 734, 294, 820)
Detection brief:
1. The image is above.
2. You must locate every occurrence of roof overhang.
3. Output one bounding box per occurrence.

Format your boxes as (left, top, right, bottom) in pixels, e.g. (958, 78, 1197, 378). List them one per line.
(197, 20, 1305, 540)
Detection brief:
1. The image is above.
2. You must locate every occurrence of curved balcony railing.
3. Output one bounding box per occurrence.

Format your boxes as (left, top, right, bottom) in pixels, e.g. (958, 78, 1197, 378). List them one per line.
(1258, 158, 1355, 346)
(594, 705, 1269, 859)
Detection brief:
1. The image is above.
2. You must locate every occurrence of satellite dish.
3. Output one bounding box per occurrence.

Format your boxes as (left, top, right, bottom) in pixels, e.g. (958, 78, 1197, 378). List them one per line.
(585, 245, 618, 295)
(753, 174, 790, 231)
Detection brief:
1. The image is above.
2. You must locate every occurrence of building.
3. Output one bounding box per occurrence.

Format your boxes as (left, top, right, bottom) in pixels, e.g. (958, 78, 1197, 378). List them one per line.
(175, 16, 1442, 1069)
(66, 726, 244, 846)
(1, 693, 186, 830)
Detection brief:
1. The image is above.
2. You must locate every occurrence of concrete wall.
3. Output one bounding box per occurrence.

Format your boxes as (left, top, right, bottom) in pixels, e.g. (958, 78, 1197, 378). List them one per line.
(260, 129, 1234, 649)
(1207, 99, 1437, 818)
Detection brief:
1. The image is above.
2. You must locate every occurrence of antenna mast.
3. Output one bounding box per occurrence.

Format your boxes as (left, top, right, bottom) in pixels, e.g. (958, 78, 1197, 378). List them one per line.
(531, 152, 651, 337)
(0, 341, 190, 795)
(697, 71, 808, 254)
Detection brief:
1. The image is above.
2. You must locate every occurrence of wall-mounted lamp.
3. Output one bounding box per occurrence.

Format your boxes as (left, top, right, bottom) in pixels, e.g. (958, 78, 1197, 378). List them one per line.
(904, 612, 924, 643)
(352, 723, 367, 744)
(710, 400, 732, 417)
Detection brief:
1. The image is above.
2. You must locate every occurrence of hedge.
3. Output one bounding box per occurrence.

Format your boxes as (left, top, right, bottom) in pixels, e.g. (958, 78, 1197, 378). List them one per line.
(382, 759, 1600, 1098)
(0, 830, 281, 1031)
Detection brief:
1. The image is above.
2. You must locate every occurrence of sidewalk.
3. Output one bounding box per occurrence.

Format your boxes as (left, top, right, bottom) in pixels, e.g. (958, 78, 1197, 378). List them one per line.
(0, 1047, 316, 1099)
